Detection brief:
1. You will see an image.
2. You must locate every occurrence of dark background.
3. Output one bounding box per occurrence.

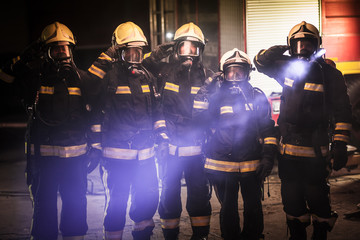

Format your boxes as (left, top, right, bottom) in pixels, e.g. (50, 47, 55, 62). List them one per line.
(0, 0, 151, 118)
(0, 0, 152, 157)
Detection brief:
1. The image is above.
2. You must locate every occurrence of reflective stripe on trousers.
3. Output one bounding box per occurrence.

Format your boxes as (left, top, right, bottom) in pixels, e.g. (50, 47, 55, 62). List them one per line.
(280, 143, 328, 158)
(205, 158, 259, 173)
(103, 146, 155, 160)
(30, 143, 87, 158)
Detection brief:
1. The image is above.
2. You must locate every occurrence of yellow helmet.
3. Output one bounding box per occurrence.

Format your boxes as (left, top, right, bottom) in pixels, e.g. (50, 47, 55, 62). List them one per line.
(287, 21, 321, 56)
(174, 22, 205, 45)
(112, 22, 148, 47)
(41, 22, 76, 45)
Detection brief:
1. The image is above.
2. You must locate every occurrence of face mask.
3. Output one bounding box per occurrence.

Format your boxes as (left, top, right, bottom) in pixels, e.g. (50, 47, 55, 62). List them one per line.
(178, 40, 200, 57)
(121, 47, 143, 64)
(48, 43, 71, 62)
(224, 65, 249, 82)
(291, 38, 317, 59)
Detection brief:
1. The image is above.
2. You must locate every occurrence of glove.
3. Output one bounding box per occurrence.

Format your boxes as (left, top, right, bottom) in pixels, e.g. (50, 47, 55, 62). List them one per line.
(332, 141, 348, 171)
(264, 45, 289, 58)
(20, 39, 43, 63)
(150, 41, 175, 62)
(256, 157, 274, 182)
(254, 45, 289, 73)
(86, 147, 102, 173)
(201, 71, 222, 93)
(104, 45, 118, 60)
(156, 141, 169, 161)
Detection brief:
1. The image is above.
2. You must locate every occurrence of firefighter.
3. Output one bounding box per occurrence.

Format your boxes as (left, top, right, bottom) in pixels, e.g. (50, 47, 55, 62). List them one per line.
(254, 21, 352, 239)
(86, 22, 159, 240)
(0, 22, 91, 239)
(143, 22, 212, 240)
(194, 48, 278, 240)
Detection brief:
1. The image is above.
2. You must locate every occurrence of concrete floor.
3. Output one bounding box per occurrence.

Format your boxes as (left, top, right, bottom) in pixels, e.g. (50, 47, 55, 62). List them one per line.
(1, 127, 360, 240)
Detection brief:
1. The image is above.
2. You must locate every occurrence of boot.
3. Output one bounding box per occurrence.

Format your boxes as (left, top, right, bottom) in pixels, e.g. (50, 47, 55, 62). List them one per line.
(63, 236, 85, 240)
(311, 221, 328, 240)
(104, 230, 123, 240)
(287, 219, 310, 240)
(239, 233, 265, 240)
(191, 225, 210, 240)
(162, 227, 179, 240)
(132, 226, 154, 240)
(190, 235, 208, 240)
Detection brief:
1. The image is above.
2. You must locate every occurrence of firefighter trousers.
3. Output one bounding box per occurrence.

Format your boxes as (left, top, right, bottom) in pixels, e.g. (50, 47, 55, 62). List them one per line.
(31, 156, 88, 240)
(278, 155, 332, 219)
(158, 154, 211, 238)
(208, 172, 264, 240)
(101, 157, 159, 236)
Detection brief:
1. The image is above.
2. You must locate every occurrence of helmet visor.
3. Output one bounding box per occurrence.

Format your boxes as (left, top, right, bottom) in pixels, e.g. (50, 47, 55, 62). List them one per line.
(224, 65, 249, 82)
(48, 42, 71, 61)
(121, 47, 143, 64)
(178, 40, 200, 57)
(291, 38, 317, 58)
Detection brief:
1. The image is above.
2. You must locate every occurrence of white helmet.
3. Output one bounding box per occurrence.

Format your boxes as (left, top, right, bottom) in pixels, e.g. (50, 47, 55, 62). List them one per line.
(220, 48, 252, 71)
(220, 48, 252, 82)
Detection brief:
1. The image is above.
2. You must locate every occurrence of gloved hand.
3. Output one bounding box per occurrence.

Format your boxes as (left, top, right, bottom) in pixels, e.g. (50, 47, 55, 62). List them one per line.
(20, 39, 44, 63)
(86, 147, 102, 173)
(332, 141, 348, 171)
(256, 157, 274, 182)
(264, 45, 289, 58)
(104, 45, 118, 60)
(254, 45, 290, 73)
(156, 141, 169, 161)
(201, 71, 222, 93)
(150, 41, 175, 62)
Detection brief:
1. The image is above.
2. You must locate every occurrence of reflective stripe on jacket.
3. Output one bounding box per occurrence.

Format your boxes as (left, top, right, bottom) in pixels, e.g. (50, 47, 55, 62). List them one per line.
(168, 144, 202, 157)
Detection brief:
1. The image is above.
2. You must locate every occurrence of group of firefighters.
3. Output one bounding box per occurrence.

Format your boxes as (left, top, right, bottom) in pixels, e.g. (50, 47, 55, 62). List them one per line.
(0, 19, 352, 240)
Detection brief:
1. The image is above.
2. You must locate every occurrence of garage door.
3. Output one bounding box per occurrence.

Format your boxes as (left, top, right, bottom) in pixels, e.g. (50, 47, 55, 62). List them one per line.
(246, 0, 320, 96)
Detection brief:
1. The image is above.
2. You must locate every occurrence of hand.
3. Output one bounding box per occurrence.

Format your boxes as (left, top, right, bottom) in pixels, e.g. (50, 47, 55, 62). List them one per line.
(151, 41, 175, 61)
(212, 71, 223, 79)
(86, 147, 102, 173)
(104, 45, 118, 60)
(156, 141, 169, 161)
(20, 39, 43, 62)
(202, 71, 222, 92)
(332, 141, 348, 171)
(256, 157, 274, 182)
(265, 45, 289, 57)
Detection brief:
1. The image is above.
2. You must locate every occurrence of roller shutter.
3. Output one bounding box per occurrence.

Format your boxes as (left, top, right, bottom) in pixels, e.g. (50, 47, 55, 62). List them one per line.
(246, 0, 320, 95)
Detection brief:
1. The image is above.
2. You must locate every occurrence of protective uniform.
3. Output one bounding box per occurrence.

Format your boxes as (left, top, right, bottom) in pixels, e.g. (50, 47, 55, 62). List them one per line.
(87, 22, 159, 240)
(254, 21, 352, 239)
(194, 49, 278, 240)
(143, 22, 212, 240)
(0, 22, 90, 240)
